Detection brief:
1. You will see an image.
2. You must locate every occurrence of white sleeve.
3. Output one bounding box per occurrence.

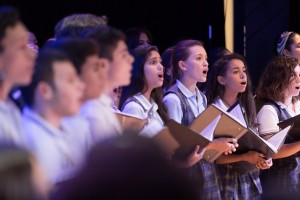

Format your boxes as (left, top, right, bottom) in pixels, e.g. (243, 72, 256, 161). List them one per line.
(163, 93, 183, 123)
(257, 105, 280, 135)
(122, 101, 146, 119)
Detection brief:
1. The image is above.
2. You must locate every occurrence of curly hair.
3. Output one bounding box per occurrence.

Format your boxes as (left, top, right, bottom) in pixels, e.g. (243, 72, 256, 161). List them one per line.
(256, 56, 299, 103)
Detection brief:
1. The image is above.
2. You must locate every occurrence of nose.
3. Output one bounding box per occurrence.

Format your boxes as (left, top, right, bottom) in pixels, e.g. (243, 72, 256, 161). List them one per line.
(204, 59, 209, 67)
(240, 71, 246, 79)
(158, 63, 164, 71)
(296, 75, 300, 83)
(129, 54, 134, 64)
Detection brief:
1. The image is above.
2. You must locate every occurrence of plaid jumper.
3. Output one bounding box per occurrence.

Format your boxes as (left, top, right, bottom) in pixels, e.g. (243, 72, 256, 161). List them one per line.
(166, 85, 221, 200)
(260, 101, 300, 198)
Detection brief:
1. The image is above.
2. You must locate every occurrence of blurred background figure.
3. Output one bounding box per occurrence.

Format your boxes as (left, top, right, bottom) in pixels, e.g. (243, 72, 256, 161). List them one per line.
(125, 26, 153, 51)
(161, 46, 174, 92)
(54, 13, 108, 39)
(51, 135, 200, 200)
(0, 144, 49, 200)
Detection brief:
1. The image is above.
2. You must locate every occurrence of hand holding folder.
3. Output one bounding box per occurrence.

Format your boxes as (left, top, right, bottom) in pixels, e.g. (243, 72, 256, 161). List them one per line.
(189, 103, 292, 165)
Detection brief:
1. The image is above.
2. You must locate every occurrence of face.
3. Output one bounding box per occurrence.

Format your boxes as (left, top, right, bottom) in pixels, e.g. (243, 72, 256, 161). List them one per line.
(80, 54, 103, 101)
(139, 32, 150, 45)
(109, 40, 134, 88)
(219, 59, 247, 95)
(286, 34, 300, 64)
(144, 50, 164, 91)
(49, 61, 85, 116)
(181, 45, 208, 83)
(286, 64, 300, 97)
(0, 22, 36, 86)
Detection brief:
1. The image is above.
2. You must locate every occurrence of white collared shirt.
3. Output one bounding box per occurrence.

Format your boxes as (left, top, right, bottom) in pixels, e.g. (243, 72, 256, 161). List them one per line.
(257, 100, 300, 135)
(80, 94, 123, 143)
(0, 99, 24, 145)
(122, 93, 164, 137)
(22, 108, 90, 184)
(163, 80, 207, 123)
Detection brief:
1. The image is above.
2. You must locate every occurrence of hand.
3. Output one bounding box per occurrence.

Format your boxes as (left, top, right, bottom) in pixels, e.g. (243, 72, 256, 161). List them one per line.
(242, 151, 265, 164)
(186, 145, 206, 167)
(256, 158, 273, 169)
(211, 138, 238, 155)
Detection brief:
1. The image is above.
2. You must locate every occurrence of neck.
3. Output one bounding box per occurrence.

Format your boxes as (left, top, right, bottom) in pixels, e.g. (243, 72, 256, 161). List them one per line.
(142, 87, 153, 102)
(181, 76, 197, 94)
(221, 90, 238, 108)
(33, 104, 62, 129)
(0, 81, 13, 101)
(284, 96, 293, 107)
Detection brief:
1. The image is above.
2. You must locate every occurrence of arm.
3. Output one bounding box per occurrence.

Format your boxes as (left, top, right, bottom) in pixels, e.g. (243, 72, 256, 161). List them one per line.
(207, 137, 239, 155)
(216, 151, 265, 164)
(270, 141, 300, 159)
(163, 94, 183, 123)
(258, 105, 300, 159)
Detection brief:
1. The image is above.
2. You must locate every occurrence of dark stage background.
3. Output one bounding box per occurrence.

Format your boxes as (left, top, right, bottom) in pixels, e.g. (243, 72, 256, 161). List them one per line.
(1, 0, 300, 89)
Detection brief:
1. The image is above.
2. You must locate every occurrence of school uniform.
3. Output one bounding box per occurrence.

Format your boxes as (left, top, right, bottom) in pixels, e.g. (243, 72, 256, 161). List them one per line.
(257, 100, 300, 198)
(22, 107, 91, 184)
(80, 94, 123, 143)
(163, 80, 221, 200)
(215, 98, 262, 200)
(121, 93, 164, 137)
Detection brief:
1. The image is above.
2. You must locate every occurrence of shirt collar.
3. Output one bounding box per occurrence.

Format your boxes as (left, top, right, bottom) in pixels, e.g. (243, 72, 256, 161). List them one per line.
(23, 107, 67, 137)
(275, 101, 288, 109)
(133, 93, 156, 111)
(176, 80, 200, 98)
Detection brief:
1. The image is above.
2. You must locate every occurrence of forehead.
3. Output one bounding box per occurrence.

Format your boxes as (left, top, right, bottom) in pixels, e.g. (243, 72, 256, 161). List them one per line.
(52, 61, 76, 78)
(227, 59, 245, 68)
(294, 64, 300, 71)
(292, 34, 300, 43)
(114, 40, 127, 54)
(139, 32, 149, 40)
(188, 45, 206, 56)
(147, 50, 160, 59)
(2, 22, 28, 47)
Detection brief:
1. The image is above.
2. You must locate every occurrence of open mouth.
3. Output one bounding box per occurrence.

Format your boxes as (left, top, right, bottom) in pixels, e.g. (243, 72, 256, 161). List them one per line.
(295, 86, 300, 90)
(203, 70, 208, 75)
(241, 81, 247, 85)
(158, 74, 163, 78)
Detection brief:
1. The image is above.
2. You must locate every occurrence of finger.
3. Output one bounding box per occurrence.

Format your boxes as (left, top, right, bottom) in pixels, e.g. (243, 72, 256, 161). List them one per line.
(226, 138, 237, 143)
(258, 153, 265, 158)
(193, 145, 200, 154)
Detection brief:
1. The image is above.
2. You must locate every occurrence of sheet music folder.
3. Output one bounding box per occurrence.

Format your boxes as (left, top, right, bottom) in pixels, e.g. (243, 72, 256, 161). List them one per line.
(189, 104, 291, 165)
(278, 114, 300, 141)
(115, 112, 148, 133)
(153, 119, 210, 159)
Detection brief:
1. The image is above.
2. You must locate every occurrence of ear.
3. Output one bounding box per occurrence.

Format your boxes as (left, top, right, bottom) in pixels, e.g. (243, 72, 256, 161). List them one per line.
(98, 58, 110, 76)
(36, 82, 53, 100)
(283, 49, 291, 56)
(217, 76, 225, 85)
(178, 61, 187, 71)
